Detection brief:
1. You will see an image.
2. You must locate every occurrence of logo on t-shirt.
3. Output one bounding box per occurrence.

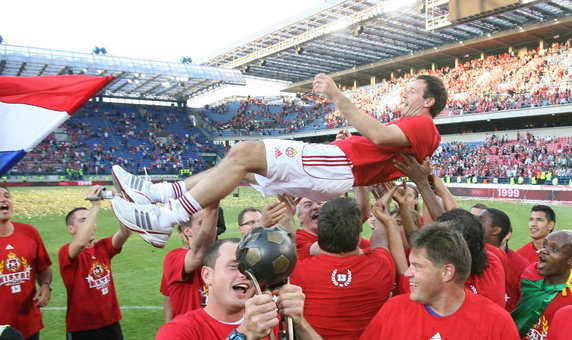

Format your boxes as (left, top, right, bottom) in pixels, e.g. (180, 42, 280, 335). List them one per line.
(430, 333, 443, 340)
(0, 252, 32, 293)
(527, 315, 549, 340)
(331, 269, 352, 287)
(275, 148, 283, 158)
(85, 260, 112, 295)
(285, 147, 298, 157)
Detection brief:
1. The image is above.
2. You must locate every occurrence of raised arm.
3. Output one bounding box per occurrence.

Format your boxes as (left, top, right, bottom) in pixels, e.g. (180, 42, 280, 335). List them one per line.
(353, 186, 372, 223)
(262, 195, 296, 238)
(68, 186, 102, 260)
(184, 203, 219, 274)
(430, 174, 459, 211)
(393, 154, 445, 221)
(112, 223, 133, 251)
(371, 194, 408, 275)
(312, 73, 410, 147)
(389, 181, 420, 240)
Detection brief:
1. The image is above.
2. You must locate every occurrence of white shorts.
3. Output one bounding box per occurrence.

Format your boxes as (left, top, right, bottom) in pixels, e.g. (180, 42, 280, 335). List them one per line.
(251, 139, 354, 202)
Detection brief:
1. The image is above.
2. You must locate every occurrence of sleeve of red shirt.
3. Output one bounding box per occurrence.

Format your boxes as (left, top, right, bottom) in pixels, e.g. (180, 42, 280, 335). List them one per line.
(160, 249, 190, 296)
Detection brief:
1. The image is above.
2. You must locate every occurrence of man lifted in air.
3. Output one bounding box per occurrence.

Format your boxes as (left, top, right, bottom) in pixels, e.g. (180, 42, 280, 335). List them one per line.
(110, 73, 447, 247)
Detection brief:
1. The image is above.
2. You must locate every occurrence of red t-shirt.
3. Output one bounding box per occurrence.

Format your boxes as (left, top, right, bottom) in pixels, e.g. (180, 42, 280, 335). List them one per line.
(160, 248, 207, 317)
(333, 115, 441, 186)
(156, 308, 274, 340)
(517, 241, 540, 264)
(520, 263, 572, 339)
(59, 237, 122, 332)
(466, 249, 506, 308)
(360, 289, 519, 339)
(546, 305, 572, 340)
(290, 248, 395, 339)
(0, 222, 51, 338)
(505, 249, 529, 312)
(295, 229, 370, 258)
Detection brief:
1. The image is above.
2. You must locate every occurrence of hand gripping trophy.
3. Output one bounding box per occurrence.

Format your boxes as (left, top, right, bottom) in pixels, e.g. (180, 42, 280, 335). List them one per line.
(236, 226, 297, 340)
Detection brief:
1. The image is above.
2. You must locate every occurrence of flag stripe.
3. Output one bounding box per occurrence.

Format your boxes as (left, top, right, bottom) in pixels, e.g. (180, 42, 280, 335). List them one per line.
(0, 75, 114, 176)
(0, 102, 68, 152)
(0, 150, 26, 177)
(0, 75, 115, 113)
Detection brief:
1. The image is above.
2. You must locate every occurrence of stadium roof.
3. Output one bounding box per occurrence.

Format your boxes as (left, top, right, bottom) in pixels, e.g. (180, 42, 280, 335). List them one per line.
(202, 0, 572, 92)
(0, 44, 246, 102)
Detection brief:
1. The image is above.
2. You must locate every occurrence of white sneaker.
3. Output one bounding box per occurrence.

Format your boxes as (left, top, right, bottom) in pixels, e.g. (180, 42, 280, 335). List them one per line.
(110, 197, 172, 248)
(112, 165, 154, 205)
(139, 232, 170, 248)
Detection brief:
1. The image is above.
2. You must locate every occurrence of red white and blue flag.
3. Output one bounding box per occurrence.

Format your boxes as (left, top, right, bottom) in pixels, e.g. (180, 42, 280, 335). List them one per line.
(0, 75, 114, 176)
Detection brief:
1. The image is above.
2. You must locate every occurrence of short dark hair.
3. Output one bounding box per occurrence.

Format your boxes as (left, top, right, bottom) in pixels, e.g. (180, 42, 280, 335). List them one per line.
(484, 208, 511, 243)
(65, 207, 88, 225)
(0, 325, 24, 340)
(0, 185, 8, 191)
(203, 238, 240, 268)
(471, 203, 488, 210)
(177, 216, 194, 233)
(417, 74, 448, 118)
(238, 207, 261, 225)
(437, 208, 487, 275)
(531, 205, 556, 223)
(318, 197, 361, 253)
(410, 223, 471, 282)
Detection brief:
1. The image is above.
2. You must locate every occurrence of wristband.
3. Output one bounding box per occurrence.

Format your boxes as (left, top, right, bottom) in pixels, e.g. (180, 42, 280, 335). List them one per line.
(41, 282, 52, 291)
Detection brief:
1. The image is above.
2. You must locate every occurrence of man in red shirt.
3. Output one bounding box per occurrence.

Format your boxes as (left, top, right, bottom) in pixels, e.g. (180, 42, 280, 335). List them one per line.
(59, 186, 132, 340)
(477, 208, 529, 311)
(156, 239, 320, 339)
(512, 230, 572, 339)
(290, 197, 398, 339)
(517, 205, 556, 263)
(110, 73, 447, 246)
(0, 185, 52, 340)
(161, 206, 218, 322)
(438, 209, 506, 307)
(361, 224, 519, 339)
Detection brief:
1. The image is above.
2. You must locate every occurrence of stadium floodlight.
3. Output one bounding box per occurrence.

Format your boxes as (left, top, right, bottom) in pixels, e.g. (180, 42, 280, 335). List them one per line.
(92, 46, 108, 55)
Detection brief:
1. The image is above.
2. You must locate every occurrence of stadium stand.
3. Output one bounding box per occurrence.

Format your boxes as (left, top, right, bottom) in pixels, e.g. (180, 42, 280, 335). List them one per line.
(8, 38, 572, 184)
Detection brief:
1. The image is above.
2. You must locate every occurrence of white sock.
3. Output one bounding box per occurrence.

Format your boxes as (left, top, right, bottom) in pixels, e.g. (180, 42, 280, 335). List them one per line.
(151, 181, 187, 203)
(158, 192, 202, 228)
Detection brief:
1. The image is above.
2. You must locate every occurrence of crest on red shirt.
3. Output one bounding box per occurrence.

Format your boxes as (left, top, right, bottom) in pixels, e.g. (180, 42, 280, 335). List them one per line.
(331, 269, 352, 287)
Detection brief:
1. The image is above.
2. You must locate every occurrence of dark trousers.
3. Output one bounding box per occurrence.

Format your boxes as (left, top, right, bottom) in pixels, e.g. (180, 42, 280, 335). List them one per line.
(66, 322, 123, 340)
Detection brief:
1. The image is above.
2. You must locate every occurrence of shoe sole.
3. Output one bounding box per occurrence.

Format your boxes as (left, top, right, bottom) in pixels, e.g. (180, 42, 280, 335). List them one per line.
(111, 166, 133, 202)
(110, 200, 168, 248)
